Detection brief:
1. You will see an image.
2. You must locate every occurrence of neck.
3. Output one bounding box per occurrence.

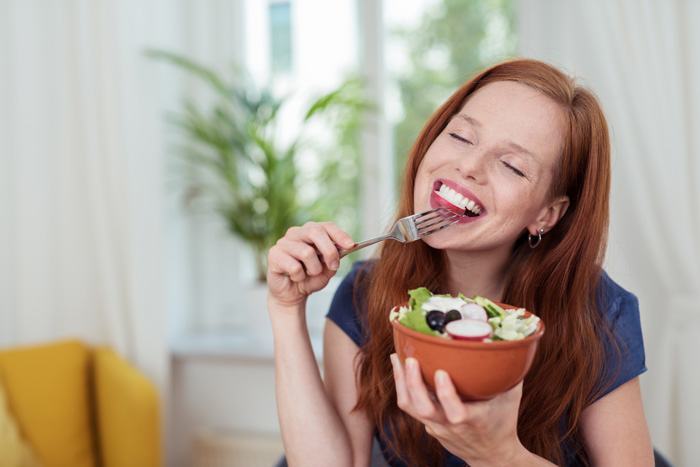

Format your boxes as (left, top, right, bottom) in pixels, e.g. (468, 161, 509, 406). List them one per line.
(444, 246, 512, 301)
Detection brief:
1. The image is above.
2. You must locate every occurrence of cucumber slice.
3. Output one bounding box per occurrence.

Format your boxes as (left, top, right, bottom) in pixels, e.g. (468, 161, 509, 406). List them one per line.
(473, 296, 505, 319)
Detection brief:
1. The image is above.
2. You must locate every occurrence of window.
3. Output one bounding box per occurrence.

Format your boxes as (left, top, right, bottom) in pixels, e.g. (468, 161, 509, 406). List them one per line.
(269, 1, 293, 75)
(174, 0, 517, 342)
(385, 0, 517, 188)
(177, 0, 362, 339)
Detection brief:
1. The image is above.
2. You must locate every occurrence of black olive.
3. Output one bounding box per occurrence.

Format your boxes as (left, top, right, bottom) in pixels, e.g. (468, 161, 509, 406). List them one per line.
(426, 310, 446, 332)
(444, 309, 462, 324)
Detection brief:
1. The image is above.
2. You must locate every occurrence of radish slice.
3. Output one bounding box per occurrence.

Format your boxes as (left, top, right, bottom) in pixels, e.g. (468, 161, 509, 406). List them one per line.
(445, 319, 492, 341)
(460, 303, 487, 322)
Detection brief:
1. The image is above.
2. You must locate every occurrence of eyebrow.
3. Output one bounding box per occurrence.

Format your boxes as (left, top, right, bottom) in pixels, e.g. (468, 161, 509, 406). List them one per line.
(455, 113, 481, 127)
(454, 113, 538, 162)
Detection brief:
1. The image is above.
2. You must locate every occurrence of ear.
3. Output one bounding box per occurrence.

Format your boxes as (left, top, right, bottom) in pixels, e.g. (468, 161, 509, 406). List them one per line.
(527, 195, 569, 235)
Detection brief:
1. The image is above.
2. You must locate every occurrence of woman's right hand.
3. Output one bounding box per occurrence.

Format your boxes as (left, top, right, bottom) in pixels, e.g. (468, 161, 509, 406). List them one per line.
(267, 222, 355, 310)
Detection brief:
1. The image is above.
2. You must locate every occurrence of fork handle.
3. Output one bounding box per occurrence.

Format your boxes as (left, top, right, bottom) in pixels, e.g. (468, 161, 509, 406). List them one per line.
(339, 234, 392, 258)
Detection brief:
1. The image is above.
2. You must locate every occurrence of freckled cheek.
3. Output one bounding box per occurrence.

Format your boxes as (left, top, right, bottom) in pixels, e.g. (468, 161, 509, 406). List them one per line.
(413, 170, 432, 206)
(496, 189, 539, 218)
(436, 149, 458, 166)
(422, 139, 459, 166)
(414, 151, 447, 192)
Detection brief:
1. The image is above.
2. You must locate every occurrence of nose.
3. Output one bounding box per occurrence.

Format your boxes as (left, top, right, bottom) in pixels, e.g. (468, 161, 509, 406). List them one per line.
(456, 150, 487, 184)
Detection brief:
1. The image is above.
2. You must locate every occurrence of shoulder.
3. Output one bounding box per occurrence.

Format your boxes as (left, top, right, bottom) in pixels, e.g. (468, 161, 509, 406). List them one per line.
(331, 260, 374, 308)
(594, 270, 647, 399)
(597, 270, 638, 316)
(597, 271, 643, 337)
(326, 261, 374, 348)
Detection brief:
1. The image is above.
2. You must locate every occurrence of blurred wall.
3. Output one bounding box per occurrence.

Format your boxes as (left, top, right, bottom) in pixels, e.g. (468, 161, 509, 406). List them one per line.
(519, 1, 700, 465)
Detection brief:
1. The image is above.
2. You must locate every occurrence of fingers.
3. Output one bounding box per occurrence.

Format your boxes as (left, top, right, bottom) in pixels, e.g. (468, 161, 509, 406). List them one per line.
(391, 356, 444, 423)
(390, 356, 439, 438)
(508, 381, 524, 398)
(390, 354, 409, 409)
(499, 380, 524, 406)
(434, 370, 469, 425)
(307, 227, 342, 271)
(322, 222, 355, 250)
(278, 237, 324, 275)
(405, 358, 438, 418)
(268, 247, 306, 282)
(283, 222, 354, 273)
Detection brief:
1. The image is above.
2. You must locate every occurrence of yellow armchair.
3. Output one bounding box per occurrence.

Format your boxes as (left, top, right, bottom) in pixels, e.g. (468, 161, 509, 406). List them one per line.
(0, 340, 161, 467)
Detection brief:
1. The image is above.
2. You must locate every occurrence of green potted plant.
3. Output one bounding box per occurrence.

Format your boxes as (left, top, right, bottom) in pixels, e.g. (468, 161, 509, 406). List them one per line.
(148, 50, 370, 282)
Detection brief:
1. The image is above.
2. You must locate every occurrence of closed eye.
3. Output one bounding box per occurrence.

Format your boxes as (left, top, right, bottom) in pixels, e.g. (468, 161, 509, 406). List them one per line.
(502, 161, 526, 178)
(449, 132, 473, 145)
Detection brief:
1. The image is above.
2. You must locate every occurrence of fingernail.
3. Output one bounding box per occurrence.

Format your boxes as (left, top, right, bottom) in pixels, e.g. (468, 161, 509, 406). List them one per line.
(330, 260, 339, 270)
(436, 370, 447, 384)
(389, 354, 397, 367)
(406, 358, 417, 370)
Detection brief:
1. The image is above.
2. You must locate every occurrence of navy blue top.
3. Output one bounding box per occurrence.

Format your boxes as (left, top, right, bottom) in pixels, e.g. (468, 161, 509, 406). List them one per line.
(326, 261, 647, 467)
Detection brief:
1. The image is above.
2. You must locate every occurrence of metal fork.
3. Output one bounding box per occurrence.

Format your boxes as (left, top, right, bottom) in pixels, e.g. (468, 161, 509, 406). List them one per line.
(339, 208, 460, 258)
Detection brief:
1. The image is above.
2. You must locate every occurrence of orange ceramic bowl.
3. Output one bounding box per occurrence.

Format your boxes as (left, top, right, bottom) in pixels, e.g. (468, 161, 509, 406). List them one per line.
(391, 305, 544, 401)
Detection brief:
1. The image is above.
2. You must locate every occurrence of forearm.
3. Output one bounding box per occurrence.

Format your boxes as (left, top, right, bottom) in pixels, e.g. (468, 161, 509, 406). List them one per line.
(466, 443, 556, 467)
(270, 301, 353, 467)
(512, 450, 556, 467)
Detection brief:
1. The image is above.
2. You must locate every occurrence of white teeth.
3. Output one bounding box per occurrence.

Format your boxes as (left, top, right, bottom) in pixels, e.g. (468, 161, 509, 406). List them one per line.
(435, 183, 481, 214)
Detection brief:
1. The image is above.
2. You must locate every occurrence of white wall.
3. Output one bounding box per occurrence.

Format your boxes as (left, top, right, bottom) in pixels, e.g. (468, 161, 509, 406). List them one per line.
(170, 354, 282, 466)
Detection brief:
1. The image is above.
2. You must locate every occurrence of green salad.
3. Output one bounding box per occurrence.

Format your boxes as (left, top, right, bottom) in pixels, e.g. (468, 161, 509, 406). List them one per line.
(389, 287, 540, 342)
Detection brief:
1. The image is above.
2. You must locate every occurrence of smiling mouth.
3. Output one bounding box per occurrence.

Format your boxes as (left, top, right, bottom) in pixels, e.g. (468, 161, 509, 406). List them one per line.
(433, 181, 483, 217)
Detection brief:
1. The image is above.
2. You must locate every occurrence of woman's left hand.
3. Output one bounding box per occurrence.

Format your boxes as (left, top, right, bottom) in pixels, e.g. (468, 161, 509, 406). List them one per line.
(390, 353, 530, 466)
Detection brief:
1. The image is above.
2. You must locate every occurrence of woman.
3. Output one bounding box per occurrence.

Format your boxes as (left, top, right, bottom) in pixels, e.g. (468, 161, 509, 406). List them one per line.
(267, 59, 653, 466)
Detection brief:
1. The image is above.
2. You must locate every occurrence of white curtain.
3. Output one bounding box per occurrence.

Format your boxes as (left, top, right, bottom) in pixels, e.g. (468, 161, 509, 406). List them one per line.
(0, 1, 249, 464)
(518, 1, 700, 465)
(0, 0, 175, 393)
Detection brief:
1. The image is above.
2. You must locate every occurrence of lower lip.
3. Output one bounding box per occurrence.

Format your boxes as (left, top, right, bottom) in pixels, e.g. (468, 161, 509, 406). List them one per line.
(430, 191, 484, 224)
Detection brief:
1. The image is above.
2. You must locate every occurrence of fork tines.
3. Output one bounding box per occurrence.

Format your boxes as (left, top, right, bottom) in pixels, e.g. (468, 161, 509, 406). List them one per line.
(414, 208, 461, 237)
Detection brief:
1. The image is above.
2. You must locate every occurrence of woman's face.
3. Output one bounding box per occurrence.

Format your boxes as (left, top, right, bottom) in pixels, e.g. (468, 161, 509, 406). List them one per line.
(414, 80, 569, 253)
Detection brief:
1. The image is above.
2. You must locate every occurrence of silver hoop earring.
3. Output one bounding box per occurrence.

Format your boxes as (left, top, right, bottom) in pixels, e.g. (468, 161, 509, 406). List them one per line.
(528, 228, 545, 249)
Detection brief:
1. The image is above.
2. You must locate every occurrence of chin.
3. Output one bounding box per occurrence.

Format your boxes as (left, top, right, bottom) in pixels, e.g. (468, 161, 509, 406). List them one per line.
(421, 226, 466, 250)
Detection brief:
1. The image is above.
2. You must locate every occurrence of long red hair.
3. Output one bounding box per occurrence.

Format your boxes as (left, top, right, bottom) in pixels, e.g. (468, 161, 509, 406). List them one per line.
(354, 58, 613, 465)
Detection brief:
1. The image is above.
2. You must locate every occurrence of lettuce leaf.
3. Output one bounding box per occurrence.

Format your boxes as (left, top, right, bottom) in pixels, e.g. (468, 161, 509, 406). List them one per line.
(408, 287, 432, 313)
(398, 287, 435, 335)
(399, 308, 434, 335)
